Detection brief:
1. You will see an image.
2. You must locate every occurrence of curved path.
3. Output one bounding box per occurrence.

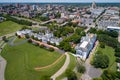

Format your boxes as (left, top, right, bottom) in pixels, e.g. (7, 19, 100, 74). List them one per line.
(51, 52, 70, 80)
(0, 56, 6, 80)
(34, 54, 65, 70)
(0, 43, 7, 80)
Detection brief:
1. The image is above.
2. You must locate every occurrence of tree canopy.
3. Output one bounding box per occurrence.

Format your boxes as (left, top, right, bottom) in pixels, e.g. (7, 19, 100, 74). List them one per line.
(92, 54, 109, 68)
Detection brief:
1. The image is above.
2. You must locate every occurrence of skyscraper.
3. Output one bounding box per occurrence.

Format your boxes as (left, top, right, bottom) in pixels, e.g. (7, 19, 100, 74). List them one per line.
(92, 1, 96, 9)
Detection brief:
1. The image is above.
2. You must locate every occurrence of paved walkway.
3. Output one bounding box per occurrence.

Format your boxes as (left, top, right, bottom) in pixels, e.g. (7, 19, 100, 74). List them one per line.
(51, 52, 70, 80)
(0, 42, 7, 80)
(81, 41, 102, 80)
(8, 36, 28, 46)
(0, 56, 6, 80)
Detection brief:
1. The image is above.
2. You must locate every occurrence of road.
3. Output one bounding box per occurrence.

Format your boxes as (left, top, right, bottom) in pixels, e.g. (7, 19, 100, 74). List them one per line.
(60, 22, 68, 26)
(12, 16, 40, 24)
(50, 52, 70, 80)
(84, 27, 90, 33)
(81, 41, 102, 80)
(12, 16, 57, 27)
(40, 19, 57, 25)
(95, 9, 106, 27)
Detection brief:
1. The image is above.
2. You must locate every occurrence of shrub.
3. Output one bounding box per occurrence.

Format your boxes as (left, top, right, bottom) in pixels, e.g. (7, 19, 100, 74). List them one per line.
(39, 44, 45, 48)
(77, 64, 86, 73)
(28, 39, 32, 43)
(65, 69, 77, 80)
(35, 43, 39, 46)
(48, 47, 54, 52)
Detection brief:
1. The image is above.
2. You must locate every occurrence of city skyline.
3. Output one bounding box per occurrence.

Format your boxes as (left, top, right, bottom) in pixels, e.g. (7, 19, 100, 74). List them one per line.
(0, 0, 120, 3)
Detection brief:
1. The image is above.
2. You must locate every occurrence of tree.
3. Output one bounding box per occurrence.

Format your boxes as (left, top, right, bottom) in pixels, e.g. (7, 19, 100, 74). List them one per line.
(65, 69, 77, 80)
(97, 34, 118, 48)
(93, 78, 102, 80)
(101, 70, 119, 80)
(115, 52, 120, 57)
(92, 54, 109, 68)
(63, 42, 71, 51)
(21, 26, 31, 30)
(25, 34, 30, 39)
(115, 47, 120, 52)
(55, 12, 61, 18)
(53, 31, 61, 38)
(75, 28, 84, 35)
(70, 48, 76, 53)
(67, 21, 77, 27)
(108, 31, 118, 38)
(97, 30, 118, 38)
(100, 42, 105, 48)
(59, 41, 71, 51)
(68, 34, 81, 44)
(116, 57, 120, 63)
(2, 36, 8, 42)
(39, 16, 50, 21)
(5, 15, 32, 26)
(88, 28, 97, 33)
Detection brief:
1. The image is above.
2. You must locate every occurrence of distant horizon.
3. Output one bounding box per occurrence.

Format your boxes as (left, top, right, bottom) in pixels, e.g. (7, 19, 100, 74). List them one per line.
(0, 2, 120, 3)
(0, 0, 120, 3)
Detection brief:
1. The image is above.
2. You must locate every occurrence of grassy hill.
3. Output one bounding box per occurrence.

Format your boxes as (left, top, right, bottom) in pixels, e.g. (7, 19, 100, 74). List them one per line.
(0, 21, 24, 36)
(1, 41, 65, 80)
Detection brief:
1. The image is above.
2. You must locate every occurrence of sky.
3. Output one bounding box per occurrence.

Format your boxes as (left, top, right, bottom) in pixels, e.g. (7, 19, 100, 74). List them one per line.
(0, 0, 120, 3)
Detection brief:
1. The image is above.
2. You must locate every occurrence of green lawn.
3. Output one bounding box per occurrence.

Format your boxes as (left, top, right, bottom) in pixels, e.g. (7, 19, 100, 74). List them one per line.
(1, 42, 65, 80)
(96, 45, 117, 71)
(0, 21, 25, 36)
(56, 53, 76, 80)
(13, 37, 26, 43)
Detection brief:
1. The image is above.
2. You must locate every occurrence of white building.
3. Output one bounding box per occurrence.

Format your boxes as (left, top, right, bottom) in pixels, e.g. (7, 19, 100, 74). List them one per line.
(75, 34, 97, 60)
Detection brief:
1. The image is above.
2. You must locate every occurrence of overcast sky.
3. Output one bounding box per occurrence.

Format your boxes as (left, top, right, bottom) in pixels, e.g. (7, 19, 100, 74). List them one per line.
(0, 0, 120, 3)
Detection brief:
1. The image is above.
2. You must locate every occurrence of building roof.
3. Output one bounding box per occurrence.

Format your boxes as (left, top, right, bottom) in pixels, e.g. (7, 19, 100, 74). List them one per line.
(80, 41, 88, 48)
(107, 26, 120, 30)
